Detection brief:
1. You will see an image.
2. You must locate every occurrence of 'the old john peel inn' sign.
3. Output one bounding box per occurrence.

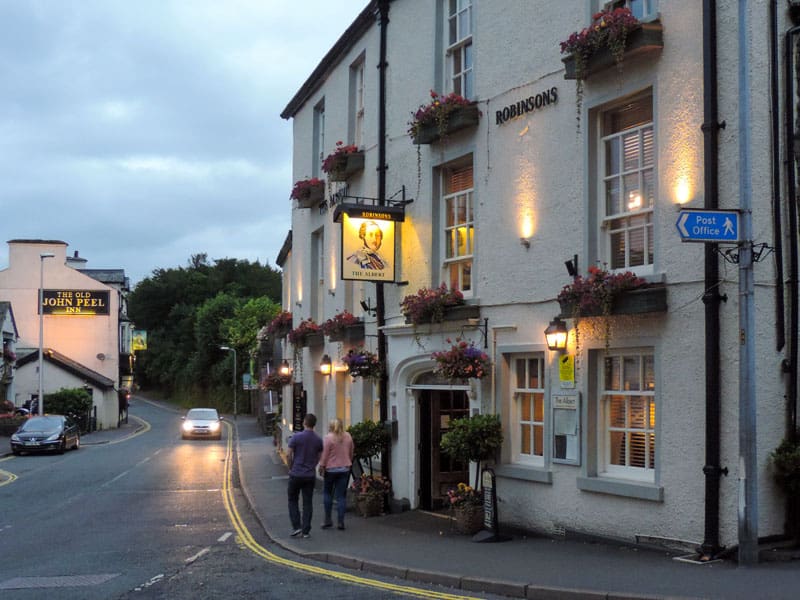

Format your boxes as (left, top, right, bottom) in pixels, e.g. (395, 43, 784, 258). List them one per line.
(41, 290, 110, 315)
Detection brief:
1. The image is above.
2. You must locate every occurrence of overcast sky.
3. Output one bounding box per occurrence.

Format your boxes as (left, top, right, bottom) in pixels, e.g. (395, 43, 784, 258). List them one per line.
(0, 0, 367, 286)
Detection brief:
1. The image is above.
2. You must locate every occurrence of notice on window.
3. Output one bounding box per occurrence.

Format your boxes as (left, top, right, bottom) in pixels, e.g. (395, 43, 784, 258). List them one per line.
(559, 354, 575, 389)
(553, 393, 580, 465)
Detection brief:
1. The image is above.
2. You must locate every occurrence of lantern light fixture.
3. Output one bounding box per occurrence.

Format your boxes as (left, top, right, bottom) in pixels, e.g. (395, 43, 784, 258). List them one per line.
(544, 317, 568, 352)
(278, 359, 291, 377)
(320, 354, 332, 376)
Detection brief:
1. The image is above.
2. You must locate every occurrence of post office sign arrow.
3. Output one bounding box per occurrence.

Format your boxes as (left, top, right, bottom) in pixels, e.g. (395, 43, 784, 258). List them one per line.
(676, 209, 740, 243)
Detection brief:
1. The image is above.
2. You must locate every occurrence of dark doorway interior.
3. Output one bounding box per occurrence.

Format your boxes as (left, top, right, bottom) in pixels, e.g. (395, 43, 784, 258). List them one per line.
(419, 389, 469, 510)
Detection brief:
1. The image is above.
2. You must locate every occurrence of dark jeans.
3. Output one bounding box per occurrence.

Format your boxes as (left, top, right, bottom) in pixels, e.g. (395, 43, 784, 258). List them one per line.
(288, 475, 316, 534)
(323, 470, 350, 525)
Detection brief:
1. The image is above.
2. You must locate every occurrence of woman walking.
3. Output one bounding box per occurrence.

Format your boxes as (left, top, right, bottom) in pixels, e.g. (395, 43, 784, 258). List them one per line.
(318, 418, 354, 530)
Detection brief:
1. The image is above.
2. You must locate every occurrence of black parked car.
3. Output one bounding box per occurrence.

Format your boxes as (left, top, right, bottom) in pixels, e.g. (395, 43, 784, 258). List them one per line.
(10, 415, 81, 455)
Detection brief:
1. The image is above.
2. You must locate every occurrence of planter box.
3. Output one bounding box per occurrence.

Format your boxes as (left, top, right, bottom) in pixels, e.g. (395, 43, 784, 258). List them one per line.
(562, 23, 664, 81)
(405, 303, 480, 325)
(326, 151, 365, 182)
(413, 104, 480, 145)
(301, 332, 324, 347)
(294, 182, 325, 209)
(558, 286, 667, 318)
(327, 322, 365, 344)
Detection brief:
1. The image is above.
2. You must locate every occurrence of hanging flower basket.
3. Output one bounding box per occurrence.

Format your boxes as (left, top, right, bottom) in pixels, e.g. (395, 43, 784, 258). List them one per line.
(400, 283, 465, 325)
(321, 311, 363, 342)
(288, 318, 322, 347)
(342, 348, 382, 380)
(432, 338, 490, 380)
(322, 142, 365, 181)
(262, 371, 292, 392)
(290, 177, 325, 209)
(408, 91, 480, 145)
(266, 311, 293, 338)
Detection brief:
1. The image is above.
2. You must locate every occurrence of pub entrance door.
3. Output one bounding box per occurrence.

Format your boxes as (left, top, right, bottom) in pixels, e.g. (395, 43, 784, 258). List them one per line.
(419, 388, 470, 510)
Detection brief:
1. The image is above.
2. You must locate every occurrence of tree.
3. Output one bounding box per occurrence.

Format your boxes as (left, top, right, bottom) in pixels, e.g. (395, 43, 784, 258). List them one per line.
(441, 414, 503, 490)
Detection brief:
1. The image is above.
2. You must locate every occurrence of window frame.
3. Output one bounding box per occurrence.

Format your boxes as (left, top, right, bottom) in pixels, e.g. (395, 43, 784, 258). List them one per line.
(511, 355, 546, 467)
(440, 165, 474, 298)
(603, 0, 659, 21)
(445, 0, 473, 98)
(313, 101, 326, 178)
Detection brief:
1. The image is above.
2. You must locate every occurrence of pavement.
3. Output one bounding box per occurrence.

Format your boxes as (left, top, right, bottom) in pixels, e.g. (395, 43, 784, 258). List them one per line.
(5, 405, 800, 599)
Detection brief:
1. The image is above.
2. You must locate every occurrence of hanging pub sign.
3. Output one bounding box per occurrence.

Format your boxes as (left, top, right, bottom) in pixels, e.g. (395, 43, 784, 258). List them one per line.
(41, 289, 110, 315)
(335, 203, 404, 283)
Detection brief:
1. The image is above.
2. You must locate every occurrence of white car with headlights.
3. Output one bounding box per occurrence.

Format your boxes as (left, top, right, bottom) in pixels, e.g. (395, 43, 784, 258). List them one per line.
(181, 408, 223, 440)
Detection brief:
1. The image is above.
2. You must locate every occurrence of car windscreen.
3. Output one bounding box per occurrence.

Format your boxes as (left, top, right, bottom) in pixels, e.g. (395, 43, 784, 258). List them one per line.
(20, 417, 63, 431)
(186, 410, 218, 420)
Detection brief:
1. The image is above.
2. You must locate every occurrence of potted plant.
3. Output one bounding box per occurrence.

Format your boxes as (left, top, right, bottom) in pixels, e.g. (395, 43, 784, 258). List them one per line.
(290, 177, 325, 209)
(266, 311, 293, 338)
(321, 310, 363, 342)
(348, 419, 392, 517)
(342, 348, 382, 380)
(321, 141, 364, 182)
(400, 283, 469, 325)
(446, 482, 483, 535)
(559, 7, 662, 129)
(288, 318, 323, 347)
(440, 413, 503, 491)
(432, 338, 490, 381)
(408, 90, 480, 145)
(770, 433, 800, 542)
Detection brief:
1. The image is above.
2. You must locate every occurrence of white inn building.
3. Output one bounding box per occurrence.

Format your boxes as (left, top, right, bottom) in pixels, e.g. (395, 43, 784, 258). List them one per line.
(276, 0, 800, 561)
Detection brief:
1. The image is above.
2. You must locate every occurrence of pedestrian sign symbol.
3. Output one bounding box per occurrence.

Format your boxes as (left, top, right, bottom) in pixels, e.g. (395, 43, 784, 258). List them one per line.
(676, 209, 740, 243)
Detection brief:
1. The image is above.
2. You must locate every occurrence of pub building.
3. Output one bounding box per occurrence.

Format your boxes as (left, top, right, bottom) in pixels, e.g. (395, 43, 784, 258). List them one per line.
(276, 1, 800, 561)
(0, 240, 134, 429)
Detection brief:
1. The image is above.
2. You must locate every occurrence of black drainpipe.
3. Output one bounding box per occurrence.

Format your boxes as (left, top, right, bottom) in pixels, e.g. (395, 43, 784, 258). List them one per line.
(376, 0, 391, 484)
(771, 0, 787, 356)
(699, 0, 727, 561)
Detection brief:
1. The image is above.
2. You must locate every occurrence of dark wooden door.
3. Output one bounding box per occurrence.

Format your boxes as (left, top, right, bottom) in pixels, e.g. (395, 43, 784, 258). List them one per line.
(419, 389, 469, 510)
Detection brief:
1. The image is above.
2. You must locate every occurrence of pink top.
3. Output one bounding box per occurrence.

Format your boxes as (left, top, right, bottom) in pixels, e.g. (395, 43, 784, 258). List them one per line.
(319, 431, 354, 470)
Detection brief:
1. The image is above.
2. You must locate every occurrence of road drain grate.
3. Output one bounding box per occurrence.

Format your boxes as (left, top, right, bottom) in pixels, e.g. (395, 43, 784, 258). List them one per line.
(0, 574, 119, 589)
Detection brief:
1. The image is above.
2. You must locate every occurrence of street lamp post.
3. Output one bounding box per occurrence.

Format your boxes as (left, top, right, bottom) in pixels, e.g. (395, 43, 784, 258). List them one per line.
(220, 345, 237, 420)
(38, 252, 55, 415)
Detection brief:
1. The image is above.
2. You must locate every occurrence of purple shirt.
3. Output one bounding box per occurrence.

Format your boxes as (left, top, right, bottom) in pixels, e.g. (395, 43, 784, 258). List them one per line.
(288, 429, 323, 478)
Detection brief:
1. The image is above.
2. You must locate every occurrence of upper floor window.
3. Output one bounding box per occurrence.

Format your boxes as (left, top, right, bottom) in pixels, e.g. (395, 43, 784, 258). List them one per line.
(352, 61, 365, 148)
(442, 165, 473, 296)
(446, 0, 473, 98)
(604, 0, 658, 20)
(313, 101, 325, 178)
(599, 93, 654, 273)
(600, 350, 655, 482)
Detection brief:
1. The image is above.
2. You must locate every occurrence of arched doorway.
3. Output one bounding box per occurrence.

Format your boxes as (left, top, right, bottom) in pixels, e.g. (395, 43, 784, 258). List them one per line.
(418, 385, 470, 510)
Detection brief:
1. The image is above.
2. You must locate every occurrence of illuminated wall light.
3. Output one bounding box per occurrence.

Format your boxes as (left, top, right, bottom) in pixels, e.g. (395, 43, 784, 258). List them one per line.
(520, 212, 534, 239)
(675, 176, 692, 205)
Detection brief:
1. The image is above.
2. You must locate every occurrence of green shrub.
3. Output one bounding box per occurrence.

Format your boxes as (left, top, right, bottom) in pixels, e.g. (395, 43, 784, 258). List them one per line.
(441, 413, 503, 490)
(348, 420, 390, 476)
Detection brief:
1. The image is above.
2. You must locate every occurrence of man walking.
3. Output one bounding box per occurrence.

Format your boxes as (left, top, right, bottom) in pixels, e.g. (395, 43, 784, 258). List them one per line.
(286, 413, 323, 538)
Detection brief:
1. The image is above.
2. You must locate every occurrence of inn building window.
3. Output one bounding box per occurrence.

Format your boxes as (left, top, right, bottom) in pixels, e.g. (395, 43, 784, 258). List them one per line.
(603, 0, 659, 21)
(350, 59, 365, 148)
(446, 0, 473, 98)
(442, 165, 473, 296)
(313, 100, 325, 178)
(513, 356, 545, 467)
(600, 93, 654, 273)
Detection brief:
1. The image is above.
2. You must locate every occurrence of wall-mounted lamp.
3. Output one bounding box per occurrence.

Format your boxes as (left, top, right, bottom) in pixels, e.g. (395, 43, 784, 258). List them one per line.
(565, 255, 579, 278)
(520, 238, 531, 250)
(544, 317, 568, 352)
(278, 359, 292, 377)
(360, 299, 377, 316)
(320, 354, 332, 376)
(328, 289, 336, 296)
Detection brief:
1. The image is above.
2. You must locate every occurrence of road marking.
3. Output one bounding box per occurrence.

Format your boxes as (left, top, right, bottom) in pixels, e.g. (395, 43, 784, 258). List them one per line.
(218, 532, 232, 543)
(0, 469, 17, 487)
(185, 547, 210, 564)
(219, 422, 481, 600)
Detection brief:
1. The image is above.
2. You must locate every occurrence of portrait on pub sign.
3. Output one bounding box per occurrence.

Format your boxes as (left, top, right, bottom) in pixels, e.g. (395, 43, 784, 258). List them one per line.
(341, 213, 395, 282)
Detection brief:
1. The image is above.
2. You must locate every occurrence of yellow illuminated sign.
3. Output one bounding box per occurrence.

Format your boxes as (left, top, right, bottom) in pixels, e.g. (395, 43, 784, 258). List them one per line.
(41, 290, 110, 315)
(132, 330, 148, 351)
(341, 213, 395, 282)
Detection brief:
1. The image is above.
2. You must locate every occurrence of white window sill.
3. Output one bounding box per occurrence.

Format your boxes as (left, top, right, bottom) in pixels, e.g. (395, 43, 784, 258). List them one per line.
(495, 464, 552, 484)
(577, 476, 663, 502)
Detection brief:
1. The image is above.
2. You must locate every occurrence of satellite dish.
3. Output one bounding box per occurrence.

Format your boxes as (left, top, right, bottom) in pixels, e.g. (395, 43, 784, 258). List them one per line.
(96, 353, 106, 361)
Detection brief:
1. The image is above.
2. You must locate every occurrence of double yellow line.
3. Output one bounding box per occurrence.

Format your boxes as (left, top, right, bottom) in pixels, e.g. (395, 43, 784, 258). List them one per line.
(220, 424, 481, 600)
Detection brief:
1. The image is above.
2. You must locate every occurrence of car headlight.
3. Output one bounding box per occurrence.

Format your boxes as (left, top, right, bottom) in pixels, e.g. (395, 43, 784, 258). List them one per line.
(182, 421, 194, 432)
(45, 432, 61, 442)
(10, 434, 20, 442)
(209, 422, 220, 432)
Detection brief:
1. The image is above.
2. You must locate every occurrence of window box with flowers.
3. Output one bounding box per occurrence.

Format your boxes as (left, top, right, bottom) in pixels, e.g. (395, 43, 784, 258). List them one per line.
(401, 283, 477, 325)
(556, 266, 666, 319)
(321, 310, 364, 343)
(342, 348, 382, 380)
(262, 371, 292, 392)
(321, 141, 364, 182)
(266, 311, 293, 339)
(288, 318, 323, 347)
(408, 91, 480, 145)
(432, 338, 490, 381)
(447, 482, 483, 534)
(290, 177, 325, 209)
